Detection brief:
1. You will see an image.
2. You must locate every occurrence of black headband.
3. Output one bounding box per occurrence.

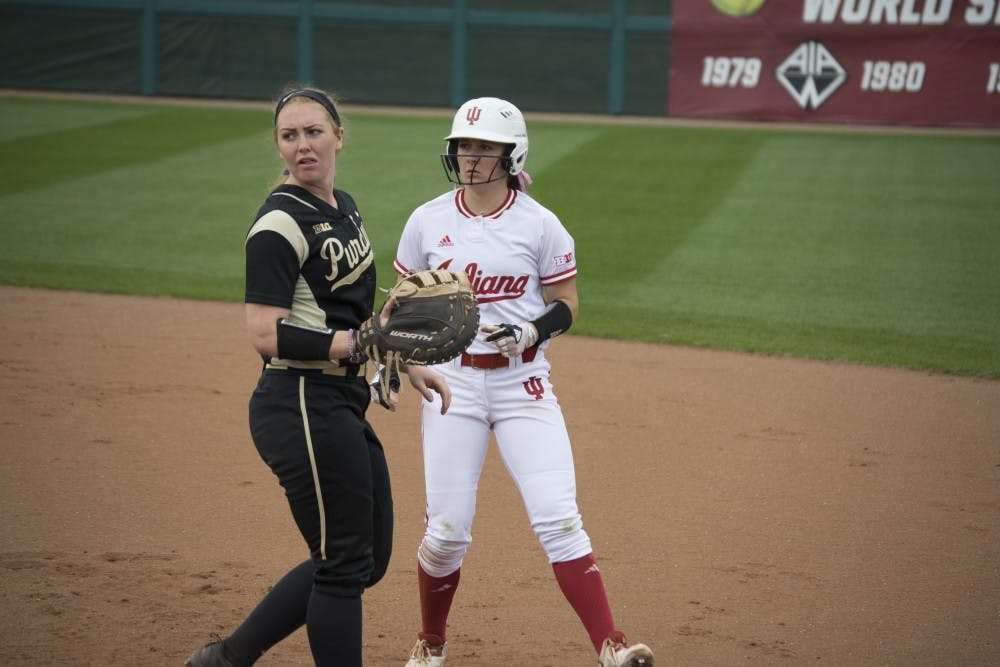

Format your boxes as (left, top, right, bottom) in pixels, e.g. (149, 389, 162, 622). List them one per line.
(274, 89, 341, 127)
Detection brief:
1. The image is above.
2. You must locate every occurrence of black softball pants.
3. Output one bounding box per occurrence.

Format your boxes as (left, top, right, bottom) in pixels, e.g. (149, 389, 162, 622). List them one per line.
(250, 368, 393, 596)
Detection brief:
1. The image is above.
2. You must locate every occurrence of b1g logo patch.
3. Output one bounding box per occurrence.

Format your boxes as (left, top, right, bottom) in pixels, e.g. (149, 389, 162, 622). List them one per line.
(523, 376, 544, 400)
(776, 41, 846, 110)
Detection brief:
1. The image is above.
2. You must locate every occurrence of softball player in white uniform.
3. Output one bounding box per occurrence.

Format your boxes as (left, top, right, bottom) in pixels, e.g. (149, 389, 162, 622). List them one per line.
(398, 98, 653, 667)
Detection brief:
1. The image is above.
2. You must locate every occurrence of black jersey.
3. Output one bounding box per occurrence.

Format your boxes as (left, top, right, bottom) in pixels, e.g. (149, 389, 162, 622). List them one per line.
(245, 184, 376, 367)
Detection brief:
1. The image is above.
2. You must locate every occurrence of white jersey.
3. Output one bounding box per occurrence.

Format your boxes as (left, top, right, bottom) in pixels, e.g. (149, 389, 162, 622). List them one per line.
(394, 187, 577, 356)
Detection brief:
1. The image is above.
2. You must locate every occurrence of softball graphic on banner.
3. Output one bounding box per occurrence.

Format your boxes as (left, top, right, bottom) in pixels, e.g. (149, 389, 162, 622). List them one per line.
(710, 0, 765, 17)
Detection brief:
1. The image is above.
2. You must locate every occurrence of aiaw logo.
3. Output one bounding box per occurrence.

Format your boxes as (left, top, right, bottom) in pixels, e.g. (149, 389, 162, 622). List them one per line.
(776, 41, 846, 110)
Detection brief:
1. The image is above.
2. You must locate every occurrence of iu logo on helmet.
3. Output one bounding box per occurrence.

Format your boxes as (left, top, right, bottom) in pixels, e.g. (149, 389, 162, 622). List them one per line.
(465, 106, 482, 125)
(523, 376, 544, 400)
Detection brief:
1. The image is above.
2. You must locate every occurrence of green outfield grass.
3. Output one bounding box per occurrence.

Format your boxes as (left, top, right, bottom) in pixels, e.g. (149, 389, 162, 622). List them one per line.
(1, 94, 997, 377)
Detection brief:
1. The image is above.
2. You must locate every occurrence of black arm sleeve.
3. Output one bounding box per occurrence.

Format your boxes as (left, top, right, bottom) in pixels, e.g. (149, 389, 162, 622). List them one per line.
(530, 299, 573, 343)
(276, 318, 334, 360)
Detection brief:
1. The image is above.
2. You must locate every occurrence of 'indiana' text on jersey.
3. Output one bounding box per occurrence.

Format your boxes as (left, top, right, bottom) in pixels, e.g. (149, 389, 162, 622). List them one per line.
(437, 259, 528, 303)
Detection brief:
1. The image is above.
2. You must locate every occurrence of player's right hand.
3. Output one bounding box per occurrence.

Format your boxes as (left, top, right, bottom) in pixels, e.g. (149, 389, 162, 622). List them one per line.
(482, 322, 538, 358)
(406, 365, 451, 415)
(376, 294, 398, 330)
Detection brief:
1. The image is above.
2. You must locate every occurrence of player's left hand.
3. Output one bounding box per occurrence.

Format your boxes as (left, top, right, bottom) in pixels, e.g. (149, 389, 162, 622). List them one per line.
(482, 322, 538, 358)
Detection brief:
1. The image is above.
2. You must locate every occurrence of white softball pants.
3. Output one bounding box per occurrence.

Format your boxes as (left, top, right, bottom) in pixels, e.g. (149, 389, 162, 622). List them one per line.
(416, 352, 593, 578)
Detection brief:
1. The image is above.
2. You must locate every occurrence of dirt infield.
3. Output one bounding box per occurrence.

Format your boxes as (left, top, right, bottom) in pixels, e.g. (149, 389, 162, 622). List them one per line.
(0, 285, 998, 666)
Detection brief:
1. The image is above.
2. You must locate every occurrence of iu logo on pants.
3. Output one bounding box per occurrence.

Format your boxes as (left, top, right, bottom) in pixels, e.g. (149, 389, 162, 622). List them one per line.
(523, 376, 544, 400)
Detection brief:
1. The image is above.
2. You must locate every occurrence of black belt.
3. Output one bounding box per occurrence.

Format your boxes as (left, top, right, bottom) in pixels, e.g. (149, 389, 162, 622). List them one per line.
(265, 361, 366, 377)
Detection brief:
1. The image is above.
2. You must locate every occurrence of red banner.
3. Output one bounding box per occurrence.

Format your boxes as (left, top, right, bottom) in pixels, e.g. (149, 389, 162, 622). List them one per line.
(668, 0, 1000, 127)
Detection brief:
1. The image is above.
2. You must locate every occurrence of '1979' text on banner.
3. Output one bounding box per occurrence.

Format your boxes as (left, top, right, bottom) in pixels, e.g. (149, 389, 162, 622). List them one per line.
(668, 0, 1000, 127)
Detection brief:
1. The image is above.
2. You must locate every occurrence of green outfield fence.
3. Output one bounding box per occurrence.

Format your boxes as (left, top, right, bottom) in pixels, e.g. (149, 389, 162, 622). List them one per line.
(0, 0, 671, 116)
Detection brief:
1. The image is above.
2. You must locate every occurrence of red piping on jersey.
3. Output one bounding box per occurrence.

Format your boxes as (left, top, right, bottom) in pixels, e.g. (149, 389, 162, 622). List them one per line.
(454, 188, 517, 219)
(540, 266, 577, 285)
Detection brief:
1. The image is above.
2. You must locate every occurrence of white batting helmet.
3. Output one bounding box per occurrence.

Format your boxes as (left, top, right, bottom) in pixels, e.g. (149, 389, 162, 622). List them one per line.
(443, 97, 529, 178)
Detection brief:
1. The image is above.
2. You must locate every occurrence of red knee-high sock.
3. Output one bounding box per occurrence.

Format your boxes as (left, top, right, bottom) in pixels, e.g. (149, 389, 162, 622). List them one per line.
(552, 553, 616, 653)
(417, 563, 460, 644)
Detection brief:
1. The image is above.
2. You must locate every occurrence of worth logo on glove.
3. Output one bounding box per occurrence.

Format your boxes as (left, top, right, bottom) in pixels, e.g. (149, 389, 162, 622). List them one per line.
(389, 330, 436, 341)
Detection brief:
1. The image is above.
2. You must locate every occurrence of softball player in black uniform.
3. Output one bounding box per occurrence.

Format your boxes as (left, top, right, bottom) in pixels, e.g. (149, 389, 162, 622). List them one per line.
(185, 87, 449, 667)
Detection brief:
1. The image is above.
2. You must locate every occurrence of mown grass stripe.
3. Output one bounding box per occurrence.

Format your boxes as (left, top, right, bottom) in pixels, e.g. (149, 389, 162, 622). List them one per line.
(0, 102, 268, 196)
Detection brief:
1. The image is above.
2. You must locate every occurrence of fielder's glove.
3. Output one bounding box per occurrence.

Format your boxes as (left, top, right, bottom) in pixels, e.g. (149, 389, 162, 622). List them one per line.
(482, 322, 538, 358)
(357, 269, 479, 405)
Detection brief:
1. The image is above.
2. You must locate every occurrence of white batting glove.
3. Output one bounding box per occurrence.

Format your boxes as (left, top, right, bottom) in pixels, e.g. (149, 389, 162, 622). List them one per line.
(481, 322, 538, 358)
(369, 365, 401, 411)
